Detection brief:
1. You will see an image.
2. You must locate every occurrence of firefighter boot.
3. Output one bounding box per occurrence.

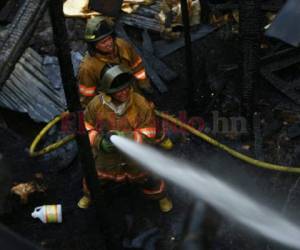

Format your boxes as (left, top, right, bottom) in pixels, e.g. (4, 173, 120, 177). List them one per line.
(159, 196, 173, 213)
(77, 195, 91, 209)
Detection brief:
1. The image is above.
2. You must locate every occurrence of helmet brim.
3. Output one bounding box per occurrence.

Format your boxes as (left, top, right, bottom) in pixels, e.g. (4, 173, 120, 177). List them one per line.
(85, 30, 113, 43)
(106, 79, 134, 94)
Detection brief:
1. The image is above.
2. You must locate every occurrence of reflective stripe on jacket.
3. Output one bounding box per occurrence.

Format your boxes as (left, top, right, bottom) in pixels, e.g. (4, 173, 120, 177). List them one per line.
(78, 38, 149, 107)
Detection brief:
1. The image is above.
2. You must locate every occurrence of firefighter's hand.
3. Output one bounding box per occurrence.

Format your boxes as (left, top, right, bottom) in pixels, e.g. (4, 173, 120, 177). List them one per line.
(100, 136, 115, 153)
(100, 130, 125, 153)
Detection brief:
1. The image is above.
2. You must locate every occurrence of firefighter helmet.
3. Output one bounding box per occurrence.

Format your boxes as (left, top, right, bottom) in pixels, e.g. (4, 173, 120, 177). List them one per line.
(100, 64, 134, 94)
(84, 16, 113, 42)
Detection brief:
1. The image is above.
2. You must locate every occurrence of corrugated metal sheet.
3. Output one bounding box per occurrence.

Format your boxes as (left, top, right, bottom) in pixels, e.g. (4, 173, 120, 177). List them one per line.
(0, 48, 67, 123)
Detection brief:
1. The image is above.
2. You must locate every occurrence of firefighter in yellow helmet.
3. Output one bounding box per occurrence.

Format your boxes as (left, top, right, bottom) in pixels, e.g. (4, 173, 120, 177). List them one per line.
(78, 64, 173, 212)
(78, 16, 152, 108)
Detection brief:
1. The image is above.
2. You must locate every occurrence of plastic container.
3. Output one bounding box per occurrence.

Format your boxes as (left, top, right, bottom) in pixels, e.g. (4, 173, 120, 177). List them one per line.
(31, 204, 62, 223)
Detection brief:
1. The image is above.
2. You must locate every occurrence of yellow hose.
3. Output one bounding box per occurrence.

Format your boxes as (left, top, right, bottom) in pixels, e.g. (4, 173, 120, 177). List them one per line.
(29, 115, 75, 157)
(30, 110, 300, 174)
(155, 110, 300, 174)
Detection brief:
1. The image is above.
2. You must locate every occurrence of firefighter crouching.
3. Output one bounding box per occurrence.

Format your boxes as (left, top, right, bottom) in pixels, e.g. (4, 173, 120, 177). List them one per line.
(78, 64, 173, 212)
(78, 16, 152, 107)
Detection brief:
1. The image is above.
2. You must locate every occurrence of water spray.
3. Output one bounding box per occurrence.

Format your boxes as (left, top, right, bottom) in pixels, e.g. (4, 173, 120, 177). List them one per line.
(111, 135, 300, 249)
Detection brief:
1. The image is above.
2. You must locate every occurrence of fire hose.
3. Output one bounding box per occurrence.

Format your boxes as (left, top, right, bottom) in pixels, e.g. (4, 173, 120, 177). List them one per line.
(29, 115, 75, 157)
(29, 111, 300, 174)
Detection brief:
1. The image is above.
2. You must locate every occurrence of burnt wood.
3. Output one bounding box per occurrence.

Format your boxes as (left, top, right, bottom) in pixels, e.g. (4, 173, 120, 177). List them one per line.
(0, 0, 49, 88)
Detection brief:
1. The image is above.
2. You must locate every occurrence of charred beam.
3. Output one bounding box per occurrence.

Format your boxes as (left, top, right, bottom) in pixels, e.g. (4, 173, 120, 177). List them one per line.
(49, 0, 106, 241)
(261, 47, 300, 105)
(0, 0, 49, 88)
(115, 22, 171, 92)
(239, 0, 262, 130)
(180, 0, 195, 112)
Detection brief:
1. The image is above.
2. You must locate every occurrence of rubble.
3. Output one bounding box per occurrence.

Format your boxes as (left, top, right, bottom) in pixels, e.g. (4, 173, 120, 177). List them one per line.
(119, 11, 161, 32)
(157, 0, 201, 40)
(115, 1, 162, 31)
(154, 25, 216, 58)
(11, 181, 46, 204)
(63, 0, 159, 31)
(0, 48, 66, 123)
(63, 0, 100, 17)
(115, 22, 172, 92)
(261, 47, 300, 105)
(0, 0, 49, 87)
(2, 1, 300, 250)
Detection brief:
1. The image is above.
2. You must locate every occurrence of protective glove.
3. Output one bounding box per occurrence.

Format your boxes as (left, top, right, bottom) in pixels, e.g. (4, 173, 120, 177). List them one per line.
(100, 130, 125, 153)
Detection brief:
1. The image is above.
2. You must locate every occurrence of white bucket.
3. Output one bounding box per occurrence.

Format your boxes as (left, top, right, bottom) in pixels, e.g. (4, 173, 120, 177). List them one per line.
(31, 204, 62, 223)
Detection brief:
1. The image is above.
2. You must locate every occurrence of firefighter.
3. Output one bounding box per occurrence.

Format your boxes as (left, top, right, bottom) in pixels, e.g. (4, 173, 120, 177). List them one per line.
(78, 64, 173, 212)
(78, 16, 152, 107)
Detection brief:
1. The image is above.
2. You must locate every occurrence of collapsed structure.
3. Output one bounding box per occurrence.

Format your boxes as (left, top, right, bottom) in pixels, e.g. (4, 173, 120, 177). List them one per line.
(1, 0, 300, 250)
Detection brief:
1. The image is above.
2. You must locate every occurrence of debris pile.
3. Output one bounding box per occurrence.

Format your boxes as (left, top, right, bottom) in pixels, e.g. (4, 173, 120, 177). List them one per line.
(119, 1, 161, 32)
(157, 0, 201, 39)
(11, 179, 46, 204)
(0, 48, 66, 123)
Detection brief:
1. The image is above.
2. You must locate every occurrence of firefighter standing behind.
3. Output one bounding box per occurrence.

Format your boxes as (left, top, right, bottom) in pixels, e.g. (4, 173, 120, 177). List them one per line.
(78, 64, 173, 213)
(78, 16, 152, 107)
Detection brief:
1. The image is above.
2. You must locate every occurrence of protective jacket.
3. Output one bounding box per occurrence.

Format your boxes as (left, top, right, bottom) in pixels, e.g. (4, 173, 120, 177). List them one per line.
(84, 89, 165, 198)
(78, 38, 150, 107)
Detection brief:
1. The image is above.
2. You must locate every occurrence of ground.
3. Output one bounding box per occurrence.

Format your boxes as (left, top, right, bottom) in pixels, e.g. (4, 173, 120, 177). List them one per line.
(1, 7, 300, 250)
